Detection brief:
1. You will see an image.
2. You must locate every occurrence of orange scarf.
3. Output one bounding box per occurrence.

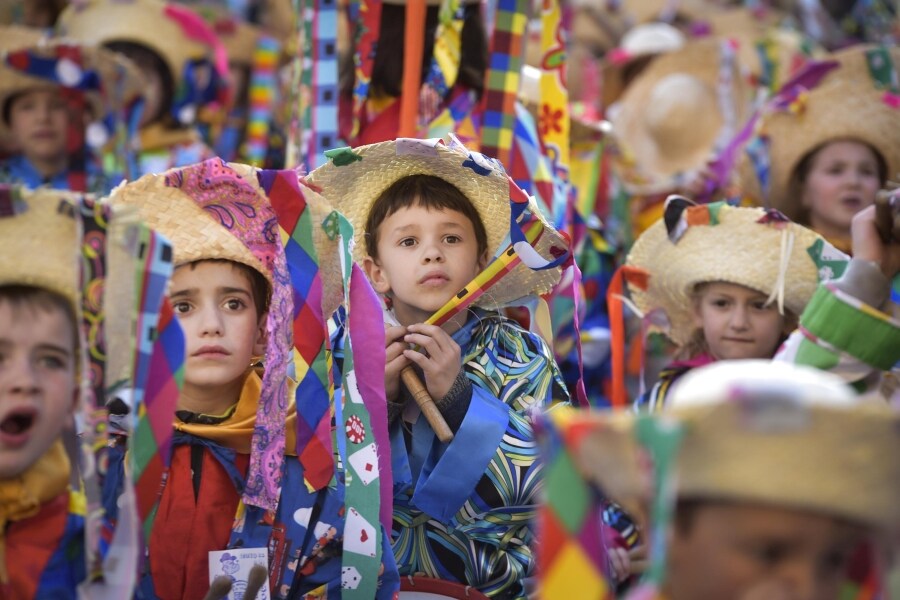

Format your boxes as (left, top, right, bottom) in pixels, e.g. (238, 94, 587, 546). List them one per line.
(174, 370, 300, 456)
(0, 440, 70, 583)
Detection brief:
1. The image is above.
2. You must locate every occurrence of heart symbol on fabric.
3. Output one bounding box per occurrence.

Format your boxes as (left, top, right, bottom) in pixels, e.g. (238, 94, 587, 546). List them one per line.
(360, 530, 369, 543)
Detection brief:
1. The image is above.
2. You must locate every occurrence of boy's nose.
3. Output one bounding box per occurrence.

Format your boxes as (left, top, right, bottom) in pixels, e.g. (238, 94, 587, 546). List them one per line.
(421, 243, 445, 263)
(199, 309, 224, 336)
(6, 359, 40, 395)
(729, 306, 750, 330)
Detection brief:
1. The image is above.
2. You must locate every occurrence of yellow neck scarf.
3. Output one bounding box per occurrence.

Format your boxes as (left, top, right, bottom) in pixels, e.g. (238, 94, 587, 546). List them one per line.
(175, 370, 299, 456)
(0, 440, 71, 583)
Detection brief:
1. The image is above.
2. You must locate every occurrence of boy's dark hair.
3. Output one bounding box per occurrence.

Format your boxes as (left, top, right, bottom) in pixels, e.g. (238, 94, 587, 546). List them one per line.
(186, 259, 270, 318)
(104, 41, 174, 126)
(0, 285, 78, 348)
(364, 174, 488, 261)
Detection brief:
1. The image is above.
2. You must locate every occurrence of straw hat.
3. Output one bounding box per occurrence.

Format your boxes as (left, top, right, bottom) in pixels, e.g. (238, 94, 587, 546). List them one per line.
(610, 38, 751, 195)
(306, 136, 570, 309)
(573, 361, 900, 533)
(697, 7, 822, 90)
(57, 0, 224, 107)
(0, 186, 81, 306)
(0, 31, 145, 143)
(669, 361, 900, 531)
(738, 44, 900, 221)
(107, 158, 344, 318)
(189, 5, 261, 66)
(625, 198, 839, 346)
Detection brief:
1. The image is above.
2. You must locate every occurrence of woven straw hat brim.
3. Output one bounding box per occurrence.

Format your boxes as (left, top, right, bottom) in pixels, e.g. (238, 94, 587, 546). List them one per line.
(625, 205, 824, 346)
(306, 139, 566, 309)
(0, 187, 81, 307)
(0, 39, 145, 139)
(672, 400, 900, 531)
(107, 167, 273, 286)
(58, 0, 211, 87)
(611, 38, 751, 194)
(739, 44, 900, 220)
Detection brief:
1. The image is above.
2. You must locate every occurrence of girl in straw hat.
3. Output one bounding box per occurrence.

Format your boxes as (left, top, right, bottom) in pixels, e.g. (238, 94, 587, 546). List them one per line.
(57, 0, 228, 176)
(0, 185, 169, 598)
(623, 196, 843, 411)
(739, 44, 900, 255)
(0, 27, 144, 192)
(308, 136, 571, 598)
(106, 158, 400, 600)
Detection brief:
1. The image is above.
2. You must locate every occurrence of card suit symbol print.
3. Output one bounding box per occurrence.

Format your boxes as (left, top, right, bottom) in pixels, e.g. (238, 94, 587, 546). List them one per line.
(360, 528, 368, 543)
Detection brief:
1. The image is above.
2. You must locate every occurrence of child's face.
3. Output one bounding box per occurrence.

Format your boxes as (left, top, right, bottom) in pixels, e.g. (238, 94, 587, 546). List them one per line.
(693, 282, 786, 360)
(8, 89, 68, 163)
(0, 300, 77, 478)
(169, 261, 266, 405)
(667, 502, 867, 600)
(801, 140, 881, 237)
(364, 204, 487, 326)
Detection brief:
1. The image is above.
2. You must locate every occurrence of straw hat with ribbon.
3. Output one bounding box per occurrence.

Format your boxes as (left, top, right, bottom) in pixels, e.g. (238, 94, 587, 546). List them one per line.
(625, 197, 843, 347)
(610, 37, 752, 195)
(572, 360, 900, 537)
(0, 28, 145, 148)
(738, 44, 900, 221)
(107, 157, 345, 510)
(692, 7, 822, 92)
(306, 135, 570, 309)
(57, 0, 229, 126)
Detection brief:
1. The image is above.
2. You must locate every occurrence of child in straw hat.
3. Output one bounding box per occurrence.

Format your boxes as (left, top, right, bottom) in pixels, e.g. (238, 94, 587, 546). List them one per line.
(623, 197, 844, 411)
(107, 158, 399, 600)
(57, 0, 226, 176)
(559, 359, 900, 600)
(738, 44, 900, 254)
(0, 27, 144, 193)
(0, 185, 157, 598)
(308, 136, 571, 597)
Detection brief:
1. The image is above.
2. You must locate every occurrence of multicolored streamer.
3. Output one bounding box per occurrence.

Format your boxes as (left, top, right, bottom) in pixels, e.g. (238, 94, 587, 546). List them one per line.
(244, 34, 281, 166)
(260, 170, 334, 491)
(479, 0, 530, 166)
(350, 0, 382, 141)
(299, 0, 340, 169)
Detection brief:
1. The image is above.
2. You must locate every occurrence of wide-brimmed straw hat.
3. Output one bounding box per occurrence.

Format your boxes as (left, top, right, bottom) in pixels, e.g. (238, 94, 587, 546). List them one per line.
(571, 361, 900, 533)
(57, 0, 228, 123)
(107, 158, 343, 318)
(738, 44, 900, 221)
(610, 38, 751, 195)
(625, 198, 841, 346)
(0, 29, 144, 143)
(306, 136, 570, 309)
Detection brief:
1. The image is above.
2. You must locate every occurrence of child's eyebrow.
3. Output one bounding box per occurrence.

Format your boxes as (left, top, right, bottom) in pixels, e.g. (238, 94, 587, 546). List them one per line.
(0, 339, 72, 356)
(218, 287, 252, 297)
(169, 288, 197, 299)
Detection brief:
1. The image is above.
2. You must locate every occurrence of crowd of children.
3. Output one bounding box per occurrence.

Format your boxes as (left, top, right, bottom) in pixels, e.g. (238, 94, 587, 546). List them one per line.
(0, 0, 898, 599)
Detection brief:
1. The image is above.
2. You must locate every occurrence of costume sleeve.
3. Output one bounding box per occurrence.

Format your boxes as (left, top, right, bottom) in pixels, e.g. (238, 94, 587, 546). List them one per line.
(775, 259, 900, 394)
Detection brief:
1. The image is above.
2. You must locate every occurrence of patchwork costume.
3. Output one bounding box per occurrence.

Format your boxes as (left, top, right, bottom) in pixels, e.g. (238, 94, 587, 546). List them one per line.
(310, 137, 572, 598)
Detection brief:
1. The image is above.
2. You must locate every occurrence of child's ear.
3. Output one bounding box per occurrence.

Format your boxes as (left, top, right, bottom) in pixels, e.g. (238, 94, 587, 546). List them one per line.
(253, 313, 268, 356)
(362, 256, 391, 295)
(477, 250, 489, 271)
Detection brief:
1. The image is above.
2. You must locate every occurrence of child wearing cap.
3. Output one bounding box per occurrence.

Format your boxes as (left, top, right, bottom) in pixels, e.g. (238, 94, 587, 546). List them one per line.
(57, 0, 225, 176)
(107, 158, 399, 600)
(623, 197, 843, 411)
(0, 27, 144, 193)
(309, 137, 571, 598)
(739, 44, 900, 254)
(563, 360, 900, 600)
